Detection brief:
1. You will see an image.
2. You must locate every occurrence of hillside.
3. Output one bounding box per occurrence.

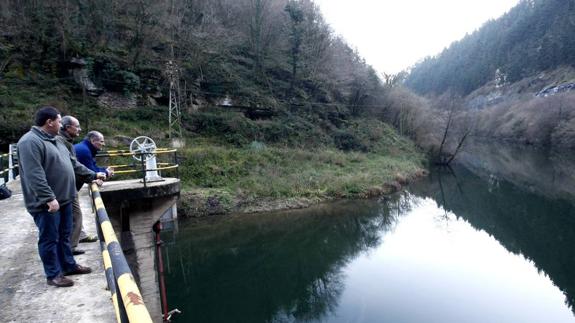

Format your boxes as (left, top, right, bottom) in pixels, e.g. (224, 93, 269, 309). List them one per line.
(0, 1, 399, 146)
(391, 0, 575, 150)
(0, 0, 426, 214)
(405, 0, 575, 96)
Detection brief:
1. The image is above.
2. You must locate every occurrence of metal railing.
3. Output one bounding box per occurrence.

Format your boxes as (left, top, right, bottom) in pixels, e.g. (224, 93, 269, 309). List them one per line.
(1, 143, 179, 186)
(91, 183, 154, 323)
(94, 146, 180, 322)
(0, 144, 18, 184)
(96, 148, 179, 187)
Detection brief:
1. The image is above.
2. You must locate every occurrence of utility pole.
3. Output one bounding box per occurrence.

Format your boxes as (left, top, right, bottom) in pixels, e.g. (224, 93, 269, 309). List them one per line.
(165, 60, 183, 142)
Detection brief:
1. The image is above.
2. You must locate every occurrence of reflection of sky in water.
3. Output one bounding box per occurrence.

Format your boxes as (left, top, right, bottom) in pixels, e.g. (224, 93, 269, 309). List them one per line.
(330, 197, 573, 323)
(166, 146, 575, 322)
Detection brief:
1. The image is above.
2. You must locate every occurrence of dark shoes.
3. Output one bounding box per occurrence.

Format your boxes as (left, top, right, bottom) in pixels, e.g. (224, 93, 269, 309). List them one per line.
(46, 265, 92, 287)
(47, 275, 74, 287)
(64, 264, 92, 276)
(72, 249, 85, 255)
(79, 234, 98, 243)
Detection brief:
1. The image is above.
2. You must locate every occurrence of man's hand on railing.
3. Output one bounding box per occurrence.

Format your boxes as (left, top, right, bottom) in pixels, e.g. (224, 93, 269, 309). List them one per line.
(92, 179, 104, 187)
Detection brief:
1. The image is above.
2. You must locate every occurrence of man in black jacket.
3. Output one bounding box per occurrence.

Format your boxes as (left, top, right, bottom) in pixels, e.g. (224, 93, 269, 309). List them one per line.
(58, 116, 103, 255)
(18, 106, 105, 287)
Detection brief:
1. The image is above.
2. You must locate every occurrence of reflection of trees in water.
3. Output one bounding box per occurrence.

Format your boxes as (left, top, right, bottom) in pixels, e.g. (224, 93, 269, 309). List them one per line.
(272, 271, 344, 322)
(458, 141, 575, 202)
(164, 195, 412, 323)
(410, 165, 575, 313)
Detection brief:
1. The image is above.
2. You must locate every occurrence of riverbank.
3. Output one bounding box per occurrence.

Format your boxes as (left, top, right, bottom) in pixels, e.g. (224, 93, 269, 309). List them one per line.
(178, 170, 427, 217)
(177, 143, 427, 217)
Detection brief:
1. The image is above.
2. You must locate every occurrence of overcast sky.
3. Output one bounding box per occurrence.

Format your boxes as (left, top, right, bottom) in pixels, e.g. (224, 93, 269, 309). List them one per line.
(314, 0, 521, 75)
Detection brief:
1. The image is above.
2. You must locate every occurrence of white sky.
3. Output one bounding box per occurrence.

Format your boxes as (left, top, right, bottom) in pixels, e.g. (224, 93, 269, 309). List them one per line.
(314, 0, 521, 75)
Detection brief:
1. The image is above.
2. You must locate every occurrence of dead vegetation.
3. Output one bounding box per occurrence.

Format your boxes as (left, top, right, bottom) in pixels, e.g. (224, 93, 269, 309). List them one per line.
(474, 92, 575, 148)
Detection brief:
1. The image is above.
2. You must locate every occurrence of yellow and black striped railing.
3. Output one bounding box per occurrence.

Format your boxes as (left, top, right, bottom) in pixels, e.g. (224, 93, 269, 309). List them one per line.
(91, 183, 153, 323)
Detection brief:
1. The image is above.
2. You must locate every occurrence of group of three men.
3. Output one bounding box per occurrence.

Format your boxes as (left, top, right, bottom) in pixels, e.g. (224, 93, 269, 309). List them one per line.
(18, 106, 113, 287)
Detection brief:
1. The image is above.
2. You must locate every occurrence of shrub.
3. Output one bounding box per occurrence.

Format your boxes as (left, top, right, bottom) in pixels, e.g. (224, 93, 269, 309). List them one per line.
(333, 130, 365, 151)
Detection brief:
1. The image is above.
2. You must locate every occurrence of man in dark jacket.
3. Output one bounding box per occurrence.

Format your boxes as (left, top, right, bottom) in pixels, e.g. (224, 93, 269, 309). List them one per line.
(74, 131, 114, 185)
(58, 116, 103, 254)
(18, 106, 105, 287)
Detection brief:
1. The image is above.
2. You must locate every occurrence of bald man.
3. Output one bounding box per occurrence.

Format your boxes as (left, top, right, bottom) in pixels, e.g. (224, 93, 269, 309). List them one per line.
(74, 131, 114, 181)
(58, 116, 103, 253)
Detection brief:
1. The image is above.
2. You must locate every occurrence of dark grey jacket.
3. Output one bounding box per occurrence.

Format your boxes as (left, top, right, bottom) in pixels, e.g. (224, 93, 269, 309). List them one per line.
(57, 129, 77, 157)
(57, 129, 94, 188)
(18, 127, 96, 213)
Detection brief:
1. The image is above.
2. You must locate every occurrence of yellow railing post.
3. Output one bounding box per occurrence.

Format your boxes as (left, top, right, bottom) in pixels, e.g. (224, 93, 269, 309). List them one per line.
(91, 184, 154, 323)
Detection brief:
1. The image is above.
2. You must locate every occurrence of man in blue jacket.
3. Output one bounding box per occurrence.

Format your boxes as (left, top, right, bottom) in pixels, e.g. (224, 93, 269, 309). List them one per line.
(74, 131, 114, 190)
(18, 106, 106, 287)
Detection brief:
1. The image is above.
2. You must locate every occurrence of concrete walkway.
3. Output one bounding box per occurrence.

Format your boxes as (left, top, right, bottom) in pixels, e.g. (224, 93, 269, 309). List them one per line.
(0, 180, 115, 323)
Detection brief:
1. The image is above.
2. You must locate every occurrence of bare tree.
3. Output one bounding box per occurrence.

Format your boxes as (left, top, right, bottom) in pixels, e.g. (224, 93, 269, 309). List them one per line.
(382, 72, 407, 88)
(285, 0, 304, 95)
(434, 95, 472, 165)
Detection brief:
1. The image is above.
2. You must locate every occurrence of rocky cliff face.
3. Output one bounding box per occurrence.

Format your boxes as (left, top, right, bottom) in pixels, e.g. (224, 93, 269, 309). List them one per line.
(459, 66, 575, 149)
(536, 82, 575, 97)
(464, 67, 575, 110)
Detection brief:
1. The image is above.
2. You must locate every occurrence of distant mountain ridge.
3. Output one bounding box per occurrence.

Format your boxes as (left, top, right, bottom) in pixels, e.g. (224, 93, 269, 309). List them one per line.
(404, 0, 575, 96)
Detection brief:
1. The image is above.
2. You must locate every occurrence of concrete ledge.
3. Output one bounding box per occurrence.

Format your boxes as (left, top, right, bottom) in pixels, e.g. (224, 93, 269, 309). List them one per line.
(0, 180, 115, 323)
(99, 178, 180, 203)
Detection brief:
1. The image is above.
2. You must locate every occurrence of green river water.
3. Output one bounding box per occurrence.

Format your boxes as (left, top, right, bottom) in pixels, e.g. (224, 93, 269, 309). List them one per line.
(161, 143, 575, 323)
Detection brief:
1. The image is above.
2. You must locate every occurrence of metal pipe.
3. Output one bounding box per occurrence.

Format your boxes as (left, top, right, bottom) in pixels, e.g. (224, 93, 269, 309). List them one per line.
(153, 222, 170, 322)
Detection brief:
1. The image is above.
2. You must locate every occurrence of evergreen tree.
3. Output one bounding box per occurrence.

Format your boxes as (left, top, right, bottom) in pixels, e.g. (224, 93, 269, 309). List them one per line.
(405, 0, 575, 96)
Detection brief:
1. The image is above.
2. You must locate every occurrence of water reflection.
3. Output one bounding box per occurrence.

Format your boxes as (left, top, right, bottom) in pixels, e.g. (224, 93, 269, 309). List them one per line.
(458, 141, 575, 202)
(163, 195, 413, 322)
(410, 160, 575, 313)
(163, 143, 575, 322)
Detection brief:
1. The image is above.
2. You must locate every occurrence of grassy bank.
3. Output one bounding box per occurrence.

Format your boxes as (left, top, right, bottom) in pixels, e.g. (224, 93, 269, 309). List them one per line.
(177, 138, 426, 216)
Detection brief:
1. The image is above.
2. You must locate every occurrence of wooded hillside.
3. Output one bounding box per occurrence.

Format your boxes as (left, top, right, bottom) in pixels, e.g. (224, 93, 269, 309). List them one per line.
(0, 0, 428, 207)
(405, 0, 575, 96)
(0, 0, 391, 149)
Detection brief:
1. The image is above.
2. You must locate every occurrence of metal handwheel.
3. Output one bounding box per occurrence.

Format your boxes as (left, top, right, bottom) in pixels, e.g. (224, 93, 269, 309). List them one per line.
(130, 136, 157, 162)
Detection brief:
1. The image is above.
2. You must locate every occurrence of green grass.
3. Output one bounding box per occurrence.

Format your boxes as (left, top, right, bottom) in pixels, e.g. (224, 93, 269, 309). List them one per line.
(178, 142, 424, 200)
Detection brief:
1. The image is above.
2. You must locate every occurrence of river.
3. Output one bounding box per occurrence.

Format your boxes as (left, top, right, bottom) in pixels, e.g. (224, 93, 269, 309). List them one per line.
(161, 142, 575, 323)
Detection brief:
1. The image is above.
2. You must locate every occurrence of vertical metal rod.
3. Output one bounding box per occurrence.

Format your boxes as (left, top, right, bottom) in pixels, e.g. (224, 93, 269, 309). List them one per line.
(8, 144, 15, 182)
(174, 151, 179, 179)
(168, 81, 173, 139)
(154, 222, 170, 322)
(140, 152, 147, 188)
(0, 155, 4, 184)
